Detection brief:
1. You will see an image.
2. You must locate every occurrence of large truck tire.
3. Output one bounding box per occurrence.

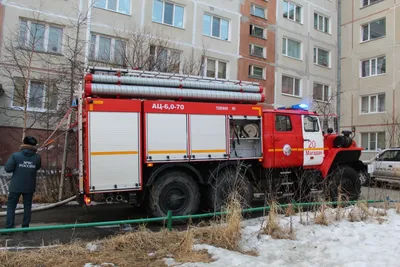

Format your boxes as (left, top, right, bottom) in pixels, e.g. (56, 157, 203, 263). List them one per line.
(147, 171, 200, 218)
(327, 165, 361, 202)
(207, 167, 253, 212)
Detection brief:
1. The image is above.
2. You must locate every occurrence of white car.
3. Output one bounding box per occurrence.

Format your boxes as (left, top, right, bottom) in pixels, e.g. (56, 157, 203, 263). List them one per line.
(367, 148, 400, 184)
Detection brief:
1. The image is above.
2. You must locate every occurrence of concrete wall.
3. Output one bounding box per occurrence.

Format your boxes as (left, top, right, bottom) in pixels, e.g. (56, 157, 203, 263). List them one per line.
(238, 0, 276, 106)
(274, 0, 338, 119)
(340, 0, 400, 161)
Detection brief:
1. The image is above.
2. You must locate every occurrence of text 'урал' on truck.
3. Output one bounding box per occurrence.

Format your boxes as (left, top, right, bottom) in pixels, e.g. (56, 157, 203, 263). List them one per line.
(74, 66, 364, 217)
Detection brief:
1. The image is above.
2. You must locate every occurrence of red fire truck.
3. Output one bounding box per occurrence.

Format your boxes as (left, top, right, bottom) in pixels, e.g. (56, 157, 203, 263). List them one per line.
(76, 66, 364, 217)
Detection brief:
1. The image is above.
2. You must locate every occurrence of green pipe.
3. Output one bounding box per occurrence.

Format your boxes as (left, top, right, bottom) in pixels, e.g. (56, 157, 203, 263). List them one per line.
(0, 199, 386, 234)
(167, 210, 172, 231)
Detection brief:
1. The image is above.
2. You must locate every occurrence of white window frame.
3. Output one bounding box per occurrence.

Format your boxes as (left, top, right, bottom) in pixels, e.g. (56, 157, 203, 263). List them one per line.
(360, 132, 385, 151)
(281, 75, 301, 97)
(314, 12, 330, 34)
(204, 58, 228, 79)
(249, 43, 266, 58)
(282, 37, 302, 60)
(203, 13, 230, 41)
(248, 65, 265, 79)
(313, 82, 330, 102)
(12, 80, 57, 112)
(313, 47, 331, 68)
(251, 4, 266, 19)
(90, 33, 125, 65)
(361, 18, 386, 42)
(361, 0, 384, 8)
(360, 93, 385, 114)
(360, 55, 386, 78)
(152, 0, 185, 28)
(250, 24, 266, 39)
(19, 20, 64, 54)
(283, 0, 302, 24)
(93, 0, 131, 15)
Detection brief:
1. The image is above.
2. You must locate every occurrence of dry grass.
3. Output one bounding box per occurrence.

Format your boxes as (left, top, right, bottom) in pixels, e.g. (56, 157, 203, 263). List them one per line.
(314, 204, 329, 226)
(260, 201, 295, 240)
(0, 226, 212, 267)
(194, 196, 243, 252)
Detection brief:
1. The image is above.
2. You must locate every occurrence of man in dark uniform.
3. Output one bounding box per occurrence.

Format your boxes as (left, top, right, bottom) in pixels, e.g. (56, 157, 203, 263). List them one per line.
(4, 136, 41, 231)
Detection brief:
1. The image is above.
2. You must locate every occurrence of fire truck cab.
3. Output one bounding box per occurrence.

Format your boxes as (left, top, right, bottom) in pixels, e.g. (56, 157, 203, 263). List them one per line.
(76, 67, 364, 217)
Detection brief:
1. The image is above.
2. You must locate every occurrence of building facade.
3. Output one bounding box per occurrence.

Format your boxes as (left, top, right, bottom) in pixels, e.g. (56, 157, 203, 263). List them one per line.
(340, 0, 400, 160)
(0, 0, 243, 166)
(274, 0, 338, 131)
(238, 0, 276, 106)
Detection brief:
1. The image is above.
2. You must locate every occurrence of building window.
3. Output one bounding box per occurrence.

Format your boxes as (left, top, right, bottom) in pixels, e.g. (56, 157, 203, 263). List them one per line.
(204, 58, 227, 79)
(361, 94, 385, 113)
(152, 0, 184, 28)
(275, 115, 292, 131)
(282, 37, 301, 59)
(12, 77, 58, 111)
(362, 0, 383, 8)
(314, 12, 330, 33)
(19, 20, 63, 54)
(282, 75, 301, 96)
(250, 24, 265, 39)
(249, 44, 265, 58)
(149, 45, 181, 73)
(362, 18, 385, 42)
(283, 0, 302, 23)
(361, 132, 385, 151)
(203, 14, 229, 41)
(313, 83, 330, 102)
(90, 33, 125, 65)
(248, 65, 264, 79)
(361, 56, 386, 77)
(251, 4, 266, 19)
(94, 0, 131, 14)
(313, 47, 330, 67)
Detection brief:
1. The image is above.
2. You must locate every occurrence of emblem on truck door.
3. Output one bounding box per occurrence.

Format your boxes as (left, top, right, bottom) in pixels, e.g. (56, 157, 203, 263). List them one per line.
(283, 144, 292, 156)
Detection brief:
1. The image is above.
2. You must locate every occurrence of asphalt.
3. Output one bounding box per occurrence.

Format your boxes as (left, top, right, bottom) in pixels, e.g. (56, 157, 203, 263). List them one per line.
(0, 185, 398, 248)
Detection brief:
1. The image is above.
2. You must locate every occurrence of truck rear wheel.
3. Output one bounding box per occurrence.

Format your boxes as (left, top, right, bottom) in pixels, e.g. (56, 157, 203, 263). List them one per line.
(327, 166, 361, 201)
(207, 167, 253, 211)
(147, 171, 200, 218)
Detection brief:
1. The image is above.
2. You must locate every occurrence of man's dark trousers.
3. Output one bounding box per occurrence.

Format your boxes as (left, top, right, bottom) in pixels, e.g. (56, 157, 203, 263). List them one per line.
(6, 192, 33, 229)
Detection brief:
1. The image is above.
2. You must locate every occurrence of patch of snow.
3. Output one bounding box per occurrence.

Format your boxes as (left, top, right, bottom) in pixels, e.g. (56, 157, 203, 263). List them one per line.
(84, 263, 115, 267)
(176, 207, 400, 267)
(86, 242, 100, 252)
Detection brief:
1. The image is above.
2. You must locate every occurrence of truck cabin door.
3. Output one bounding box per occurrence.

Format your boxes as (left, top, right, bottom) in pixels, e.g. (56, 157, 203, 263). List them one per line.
(272, 113, 303, 168)
(302, 115, 324, 166)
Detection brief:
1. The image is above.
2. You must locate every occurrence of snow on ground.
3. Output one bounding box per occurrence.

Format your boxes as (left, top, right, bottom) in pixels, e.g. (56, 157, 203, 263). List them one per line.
(173, 207, 400, 267)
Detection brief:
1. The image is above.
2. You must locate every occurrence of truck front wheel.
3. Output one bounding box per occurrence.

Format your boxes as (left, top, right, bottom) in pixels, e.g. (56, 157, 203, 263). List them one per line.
(327, 166, 361, 201)
(147, 171, 200, 217)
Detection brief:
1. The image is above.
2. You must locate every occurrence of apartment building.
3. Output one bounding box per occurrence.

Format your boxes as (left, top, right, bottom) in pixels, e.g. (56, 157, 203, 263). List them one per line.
(274, 0, 338, 131)
(340, 0, 400, 160)
(238, 0, 276, 106)
(0, 0, 242, 165)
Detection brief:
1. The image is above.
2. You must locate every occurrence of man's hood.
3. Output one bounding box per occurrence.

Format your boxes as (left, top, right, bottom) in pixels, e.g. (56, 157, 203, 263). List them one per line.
(20, 144, 37, 157)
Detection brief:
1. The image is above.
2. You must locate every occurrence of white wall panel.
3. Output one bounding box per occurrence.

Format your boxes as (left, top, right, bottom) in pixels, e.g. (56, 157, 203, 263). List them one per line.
(146, 113, 188, 161)
(190, 115, 227, 159)
(89, 112, 140, 191)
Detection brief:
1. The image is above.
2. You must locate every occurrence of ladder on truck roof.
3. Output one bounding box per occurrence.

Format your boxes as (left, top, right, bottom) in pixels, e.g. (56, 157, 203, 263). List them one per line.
(86, 66, 261, 87)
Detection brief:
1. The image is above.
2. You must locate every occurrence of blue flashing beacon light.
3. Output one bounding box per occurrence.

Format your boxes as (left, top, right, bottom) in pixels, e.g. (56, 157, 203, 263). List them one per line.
(292, 103, 308, 110)
(277, 103, 309, 110)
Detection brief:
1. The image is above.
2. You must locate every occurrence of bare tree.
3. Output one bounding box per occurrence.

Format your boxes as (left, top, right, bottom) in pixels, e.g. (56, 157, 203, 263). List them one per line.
(0, 7, 62, 142)
(311, 89, 339, 133)
(379, 112, 400, 148)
